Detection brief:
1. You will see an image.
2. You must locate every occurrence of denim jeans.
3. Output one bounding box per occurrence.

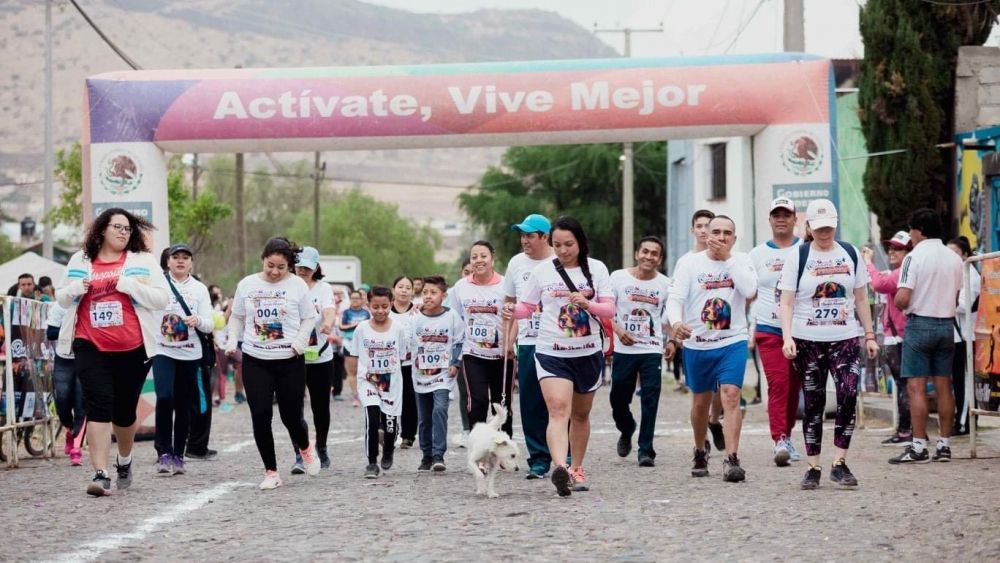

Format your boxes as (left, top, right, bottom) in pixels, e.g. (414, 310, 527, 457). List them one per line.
(53, 355, 85, 436)
(415, 388, 450, 458)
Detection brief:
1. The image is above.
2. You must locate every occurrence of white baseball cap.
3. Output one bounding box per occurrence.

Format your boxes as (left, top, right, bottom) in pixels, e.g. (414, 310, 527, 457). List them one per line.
(885, 231, 912, 249)
(769, 196, 796, 214)
(806, 198, 838, 230)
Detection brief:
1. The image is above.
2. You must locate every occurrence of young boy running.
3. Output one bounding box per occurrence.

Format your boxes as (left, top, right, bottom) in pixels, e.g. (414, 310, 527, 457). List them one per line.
(351, 286, 408, 478)
(411, 276, 465, 471)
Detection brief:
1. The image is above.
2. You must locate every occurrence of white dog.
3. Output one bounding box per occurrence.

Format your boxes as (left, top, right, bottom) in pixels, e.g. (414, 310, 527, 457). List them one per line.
(467, 403, 522, 498)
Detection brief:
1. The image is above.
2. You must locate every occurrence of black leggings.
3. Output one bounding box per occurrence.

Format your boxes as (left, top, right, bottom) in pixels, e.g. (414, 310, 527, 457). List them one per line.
(305, 360, 333, 451)
(364, 406, 397, 465)
(400, 365, 417, 441)
(332, 353, 346, 397)
(72, 339, 148, 426)
(461, 355, 514, 436)
(243, 354, 310, 471)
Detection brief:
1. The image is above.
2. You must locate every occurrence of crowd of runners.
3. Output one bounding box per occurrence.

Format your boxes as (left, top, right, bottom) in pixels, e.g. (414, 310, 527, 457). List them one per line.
(40, 199, 972, 498)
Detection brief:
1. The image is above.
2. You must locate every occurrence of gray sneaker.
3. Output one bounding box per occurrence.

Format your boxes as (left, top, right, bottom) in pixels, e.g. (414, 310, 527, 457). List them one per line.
(722, 454, 746, 483)
(291, 452, 306, 475)
(171, 455, 186, 476)
(156, 453, 172, 474)
(87, 470, 112, 497)
(114, 458, 133, 490)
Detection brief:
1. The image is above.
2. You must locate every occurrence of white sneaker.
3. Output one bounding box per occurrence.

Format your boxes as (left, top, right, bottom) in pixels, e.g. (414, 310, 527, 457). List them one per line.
(773, 439, 791, 467)
(786, 439, 802, 462)
(259, 470, 282, 490)
(300, 445, 321, 476)
(458, 430, 470, 449)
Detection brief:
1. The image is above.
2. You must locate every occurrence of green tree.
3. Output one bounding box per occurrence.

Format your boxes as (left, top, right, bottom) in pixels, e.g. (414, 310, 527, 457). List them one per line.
(287, 190, 442, 286)
(48, 143, 83, 228)
(459, 142, 666, 268)
(0, 232, 20, 263)
(859, 0, 1000, 234)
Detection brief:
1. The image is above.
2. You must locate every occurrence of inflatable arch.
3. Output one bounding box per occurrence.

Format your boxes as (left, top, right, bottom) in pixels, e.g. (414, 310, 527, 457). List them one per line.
(83, 53, 836, 249)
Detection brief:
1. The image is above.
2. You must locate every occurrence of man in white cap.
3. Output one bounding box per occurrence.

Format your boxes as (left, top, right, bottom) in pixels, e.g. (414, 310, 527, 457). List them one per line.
(862, 231, 913, 446)
(504, 213, 556, 479)
(748, 196, 803, 467)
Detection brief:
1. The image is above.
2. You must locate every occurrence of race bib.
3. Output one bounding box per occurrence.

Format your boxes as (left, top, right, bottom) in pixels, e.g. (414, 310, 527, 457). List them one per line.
(812, 297, 847, 321)
(369, 349, 398, 374)
(417, 348, 450, 370)
(622, 314, 652, 338)
(91, 301, 124, 328)
(527, 312, 542, 336)
(467, 320, 497, 342)
(253, 298, 286, 340)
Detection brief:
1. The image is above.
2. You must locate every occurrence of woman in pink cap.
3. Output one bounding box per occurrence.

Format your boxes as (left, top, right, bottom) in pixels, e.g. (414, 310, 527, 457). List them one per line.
(862, 231, 913, 446)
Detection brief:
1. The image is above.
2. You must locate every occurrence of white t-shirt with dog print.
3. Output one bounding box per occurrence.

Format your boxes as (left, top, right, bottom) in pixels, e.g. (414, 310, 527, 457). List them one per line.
(351, 320, 408, 416)
(609, 269, 671, 355)
(450, 276, 506, 360)
(777, 243, 868, 343)
(519, 258, 613, 358)
(232, 274, 315, 361)
(410, 308, 465, 393)
(666, 251, 756, 351)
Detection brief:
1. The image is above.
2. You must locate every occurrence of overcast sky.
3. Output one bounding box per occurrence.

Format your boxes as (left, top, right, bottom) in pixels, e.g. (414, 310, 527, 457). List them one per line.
(366, 0, 867, 59)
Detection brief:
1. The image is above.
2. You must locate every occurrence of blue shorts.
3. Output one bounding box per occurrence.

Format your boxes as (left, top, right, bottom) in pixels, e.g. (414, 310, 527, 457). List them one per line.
(901, 315, 954, 378)
(681, 341, 747, 394)
(535, 352, 603, 394)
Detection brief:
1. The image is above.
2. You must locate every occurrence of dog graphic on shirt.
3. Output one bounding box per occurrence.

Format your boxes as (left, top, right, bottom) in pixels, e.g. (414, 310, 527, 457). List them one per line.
(558, 303, 592, 337)
(700, 298, 732, 330)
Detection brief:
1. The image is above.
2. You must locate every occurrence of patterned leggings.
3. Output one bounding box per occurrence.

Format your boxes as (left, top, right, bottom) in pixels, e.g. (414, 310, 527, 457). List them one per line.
(793, 338, 861, 457)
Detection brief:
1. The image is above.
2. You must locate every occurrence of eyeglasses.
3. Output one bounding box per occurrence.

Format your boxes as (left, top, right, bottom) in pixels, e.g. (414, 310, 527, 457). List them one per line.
(109, 223, 132, 234)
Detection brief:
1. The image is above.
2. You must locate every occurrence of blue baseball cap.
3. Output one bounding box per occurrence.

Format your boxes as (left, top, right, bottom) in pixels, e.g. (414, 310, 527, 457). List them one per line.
(296, 246, 320, 270)
(511, 214, 551, 234)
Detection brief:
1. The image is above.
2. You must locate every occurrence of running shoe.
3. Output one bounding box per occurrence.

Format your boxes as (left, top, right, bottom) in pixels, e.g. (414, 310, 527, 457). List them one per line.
(364, 463, 380, 479)
(722, 454, 746, 483)
(318, 447, 331, 469)
(172, 455, 186, 476)
(637, 452, 655, 467)
(801, 466, 822, 490)
(291, 453, 306, 475)
(87, 470, 112, 497)
(551, 465, 572, 497)
(400, 438, 414, 449)
(352, 396, 361, 408)
(114, 457, 133, 490)
(64, 429, 74, 456)
(380, 448, 394, 471)
(300, 444, 321, 476)
(70, 448, 83, 466)
(691, 448, 709, 477)
(570, 467, 589, 491)
(709, 422, 725, 452)
(881, 434, 913, 447)
(259, 470, 282, 490)
(888, 446, 930, 464)
(932, 446, 952, 462)
(829, 459, 858, 486)
(234, 392, 247, 404)
(418, 456, 433, 471)
(332, 394, 345, 402)
(525, 464, 547, 480)
(186, 449, 218, 461)
(773, 438, 791, 467)
(458, 430, 470, 449)
(156, 453, 172, 474)
(617, 427, 634, 458)
(786, 440, 802, 462)
(432, 455, 446, 472)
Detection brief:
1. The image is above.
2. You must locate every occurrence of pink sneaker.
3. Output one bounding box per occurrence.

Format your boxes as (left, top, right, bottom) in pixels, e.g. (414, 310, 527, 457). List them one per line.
(70, 448, 83, 466)
(64, 429, 74, 456)
(300, 444, 321, 476)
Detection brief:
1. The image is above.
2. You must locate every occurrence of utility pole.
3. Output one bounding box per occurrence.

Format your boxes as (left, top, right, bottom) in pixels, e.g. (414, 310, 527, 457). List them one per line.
(312, 152, 325, 248)
(43, 0, 53, 260)
(594, 23, 663, 268)
(235, 152, 246, 276)
(783, 0, 805, 52)
(191, 153, 200, 198)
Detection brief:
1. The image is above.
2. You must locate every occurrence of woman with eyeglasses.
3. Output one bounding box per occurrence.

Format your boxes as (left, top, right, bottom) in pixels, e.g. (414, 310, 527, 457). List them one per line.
(56, 208, 170, 497)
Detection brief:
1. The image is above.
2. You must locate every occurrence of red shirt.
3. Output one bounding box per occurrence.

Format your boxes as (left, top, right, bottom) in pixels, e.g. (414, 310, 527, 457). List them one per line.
(74, 252, 143, 352)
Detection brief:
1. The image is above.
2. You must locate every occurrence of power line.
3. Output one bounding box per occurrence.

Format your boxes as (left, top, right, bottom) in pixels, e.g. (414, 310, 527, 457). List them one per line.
(723, 0, 769, 54)
(68, 0, 142, 70)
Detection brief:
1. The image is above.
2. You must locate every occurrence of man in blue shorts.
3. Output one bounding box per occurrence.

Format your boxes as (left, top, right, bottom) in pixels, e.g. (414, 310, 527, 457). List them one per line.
(667, 215, 757, 483)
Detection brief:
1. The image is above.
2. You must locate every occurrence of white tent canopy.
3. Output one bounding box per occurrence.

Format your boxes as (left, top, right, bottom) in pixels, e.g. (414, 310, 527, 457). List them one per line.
(0, 252, 66, 292)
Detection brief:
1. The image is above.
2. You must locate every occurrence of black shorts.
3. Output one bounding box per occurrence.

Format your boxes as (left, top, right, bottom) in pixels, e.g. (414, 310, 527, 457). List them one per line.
(72, 338, 150, 426)
(535, 351, 604, 394)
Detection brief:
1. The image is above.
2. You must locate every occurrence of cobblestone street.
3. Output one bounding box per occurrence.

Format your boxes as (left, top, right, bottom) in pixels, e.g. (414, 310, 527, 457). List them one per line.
(3, 378, 998, 562)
